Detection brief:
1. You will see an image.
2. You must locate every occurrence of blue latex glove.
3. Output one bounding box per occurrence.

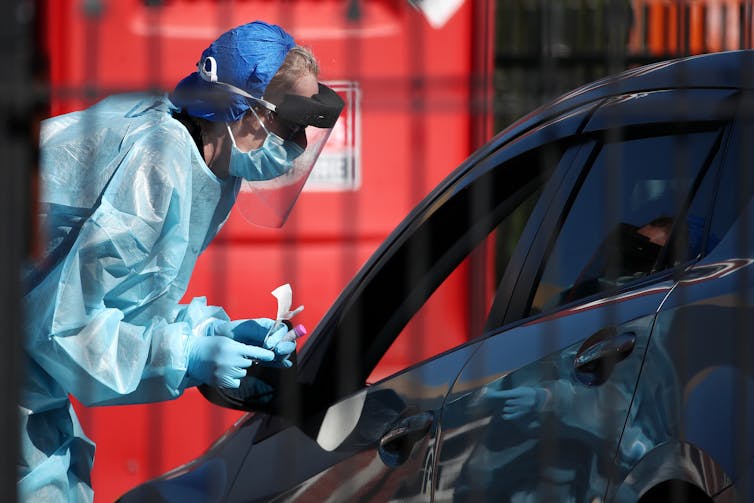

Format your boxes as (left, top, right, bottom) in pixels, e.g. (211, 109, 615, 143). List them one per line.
(478, 386, 545, 421)
(496, 386, 544, 420)
(187, 335, 275, 388)
(211, 318, 297, 368)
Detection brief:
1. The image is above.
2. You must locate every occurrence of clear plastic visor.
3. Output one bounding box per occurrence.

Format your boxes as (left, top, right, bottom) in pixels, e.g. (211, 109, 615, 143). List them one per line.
(236, 125, 333, 227)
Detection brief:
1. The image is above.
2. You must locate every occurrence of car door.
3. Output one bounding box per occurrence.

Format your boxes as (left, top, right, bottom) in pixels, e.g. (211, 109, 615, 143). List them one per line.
(610, 102, 754, 502)
(434, 89, 734, 502)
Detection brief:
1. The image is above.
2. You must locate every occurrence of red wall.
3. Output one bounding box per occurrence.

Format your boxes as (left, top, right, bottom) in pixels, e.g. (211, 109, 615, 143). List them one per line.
(42, 1, 481, 500)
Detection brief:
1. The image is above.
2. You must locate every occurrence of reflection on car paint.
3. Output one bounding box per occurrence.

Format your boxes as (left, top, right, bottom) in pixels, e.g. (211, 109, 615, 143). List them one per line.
(527, 280, 674, 324)
(437, 317, 653, 502)
(679, 258, 754, 285)
(530, 259, 754, 326)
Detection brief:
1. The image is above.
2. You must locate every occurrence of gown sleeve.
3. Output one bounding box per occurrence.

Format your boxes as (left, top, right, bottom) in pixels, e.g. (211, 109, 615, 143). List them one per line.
(25, 120, 228, 406)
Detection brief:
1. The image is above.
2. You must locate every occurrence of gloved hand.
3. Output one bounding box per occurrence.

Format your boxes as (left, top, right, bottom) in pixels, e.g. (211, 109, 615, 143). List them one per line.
(496, 386, 545, 421)
(187, 335, 275, 388)
(477, 385, 545, 421)
(210, 318, 298, 368)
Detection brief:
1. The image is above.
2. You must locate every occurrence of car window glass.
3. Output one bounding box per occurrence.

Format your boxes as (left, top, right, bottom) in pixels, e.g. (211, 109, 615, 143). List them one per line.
(708, 121, 754, 252)
(646, 127, 728, 268)
(529, 129, 722, 315)
(674, 154, 721, 263)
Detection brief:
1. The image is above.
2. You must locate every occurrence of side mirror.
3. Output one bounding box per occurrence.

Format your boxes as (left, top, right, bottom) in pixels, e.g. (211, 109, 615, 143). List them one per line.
(198, 353, 299, 413)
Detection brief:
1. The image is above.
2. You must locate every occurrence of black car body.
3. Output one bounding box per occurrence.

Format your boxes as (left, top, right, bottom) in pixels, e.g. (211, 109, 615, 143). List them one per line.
(121, 50, 754, 502)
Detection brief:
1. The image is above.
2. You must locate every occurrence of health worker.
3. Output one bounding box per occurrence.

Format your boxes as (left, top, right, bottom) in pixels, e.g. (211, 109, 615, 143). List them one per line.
(19, 20, 344, 502)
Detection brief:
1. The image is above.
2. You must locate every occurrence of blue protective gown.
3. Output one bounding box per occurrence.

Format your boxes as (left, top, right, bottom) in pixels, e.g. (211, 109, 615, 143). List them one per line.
(19, 93, 240, 501)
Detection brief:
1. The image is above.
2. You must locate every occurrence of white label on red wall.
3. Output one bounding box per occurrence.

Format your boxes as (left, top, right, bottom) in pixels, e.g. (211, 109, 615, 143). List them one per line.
(409, 0, 465, 29)
(305, 81, 361, 192)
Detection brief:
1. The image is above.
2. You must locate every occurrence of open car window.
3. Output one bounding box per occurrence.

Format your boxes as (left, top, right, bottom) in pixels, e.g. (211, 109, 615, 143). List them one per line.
(367, 185, 542, 383)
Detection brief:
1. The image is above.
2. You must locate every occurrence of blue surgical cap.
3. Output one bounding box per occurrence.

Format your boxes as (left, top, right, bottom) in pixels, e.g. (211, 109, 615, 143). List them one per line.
(171, 21, 295, 122)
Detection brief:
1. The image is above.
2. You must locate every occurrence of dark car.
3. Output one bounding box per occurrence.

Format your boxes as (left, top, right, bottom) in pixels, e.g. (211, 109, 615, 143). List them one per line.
(120, 51, 754, 502)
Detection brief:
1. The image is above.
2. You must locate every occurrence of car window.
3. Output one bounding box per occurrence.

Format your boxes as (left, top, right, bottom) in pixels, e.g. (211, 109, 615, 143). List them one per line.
(707, 119, 754, 252)
(368, 187, 541, 383)
(529, 128, 725, 315)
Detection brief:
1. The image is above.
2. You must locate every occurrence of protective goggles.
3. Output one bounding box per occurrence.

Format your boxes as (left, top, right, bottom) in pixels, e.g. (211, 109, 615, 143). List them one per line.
(199, 56, 342, 128)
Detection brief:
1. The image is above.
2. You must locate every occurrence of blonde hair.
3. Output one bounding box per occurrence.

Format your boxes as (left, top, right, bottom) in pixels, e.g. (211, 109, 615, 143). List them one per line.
(263, 46, 319, 104)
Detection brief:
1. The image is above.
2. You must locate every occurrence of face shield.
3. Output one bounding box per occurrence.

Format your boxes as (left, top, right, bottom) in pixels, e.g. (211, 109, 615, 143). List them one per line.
(225, 81, 344, 227)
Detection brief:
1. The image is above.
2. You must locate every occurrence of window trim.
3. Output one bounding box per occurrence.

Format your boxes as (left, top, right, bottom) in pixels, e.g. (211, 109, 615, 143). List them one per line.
(487, 139, 597, 330)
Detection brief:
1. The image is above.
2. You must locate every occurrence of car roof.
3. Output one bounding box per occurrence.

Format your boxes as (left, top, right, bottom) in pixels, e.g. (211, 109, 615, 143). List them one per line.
(488, 50, 754, 153)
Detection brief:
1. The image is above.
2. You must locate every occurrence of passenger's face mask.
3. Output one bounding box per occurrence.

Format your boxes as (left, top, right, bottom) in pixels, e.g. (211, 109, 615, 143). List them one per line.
(226, 110, 304, 181)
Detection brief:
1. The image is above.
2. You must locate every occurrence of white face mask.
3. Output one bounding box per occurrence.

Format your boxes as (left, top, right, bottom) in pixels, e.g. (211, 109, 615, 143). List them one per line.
(226, 111, 304, 181)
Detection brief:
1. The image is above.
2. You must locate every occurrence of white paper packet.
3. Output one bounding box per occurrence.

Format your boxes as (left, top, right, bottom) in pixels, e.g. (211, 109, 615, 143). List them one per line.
(265, 283, 304, 344)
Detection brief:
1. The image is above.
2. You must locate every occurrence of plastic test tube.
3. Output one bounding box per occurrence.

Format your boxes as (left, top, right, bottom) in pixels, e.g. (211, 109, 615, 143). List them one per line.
(282, 324, 307, 343)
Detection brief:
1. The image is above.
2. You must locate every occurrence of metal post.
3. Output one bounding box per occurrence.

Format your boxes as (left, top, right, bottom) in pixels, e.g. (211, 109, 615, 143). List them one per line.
(0, 1, 39, 500)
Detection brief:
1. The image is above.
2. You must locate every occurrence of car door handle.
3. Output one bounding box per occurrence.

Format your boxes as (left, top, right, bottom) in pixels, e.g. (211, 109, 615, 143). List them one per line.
(378, 412, 434, 467)
(574, 332, 636, 370)
(574, 332, 636, 385)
